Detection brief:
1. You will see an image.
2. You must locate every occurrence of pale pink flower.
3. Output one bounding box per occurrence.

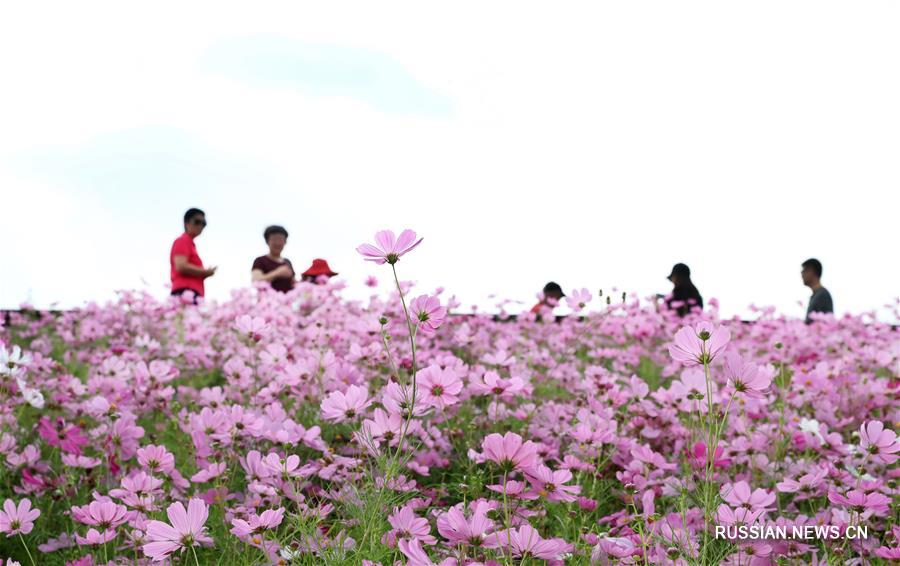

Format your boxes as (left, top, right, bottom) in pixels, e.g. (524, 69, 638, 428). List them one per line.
(721, 481, 775, 510)
(381, 505, 437, 547)
(525, 464, 581, 502)
(0, 499, 40, 536)
(484, 524, 573, 560)
(437, 501, 494, 546)
(397, 537, 457, 566)
(416, 365, 463, 411)
(859, 421, 900, 464)
(722, 352, 771, 398)
(565, 288, 592, 311)
(470, 371, 526, 400)
(137, 445, 175, 474)
(234, 315, 268, 342)
(75, 528, 117, 546)
(477, 432, 540, 472)
(356, 229, 423, 265)
(142, 499, 212, 561)
(230, 507, 285, 539)
(190, 462, 226, 483)
(668, 322, 730, 366)
(71, 500, 130, 529)
(320, 385, 372, 422)
(409, 295, 447, 335)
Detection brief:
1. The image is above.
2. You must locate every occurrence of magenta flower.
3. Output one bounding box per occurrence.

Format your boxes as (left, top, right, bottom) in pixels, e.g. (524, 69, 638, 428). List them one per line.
(416, 365, 463, 411)
(477, 432, 540, 472)
(356, 229, 423, 265)
(668, 322, 731, 366)
(722, 352, 770, 398)
(484, 524, 573, 560)
(525, 464, 581, 502)
(320, 385, 372, 423)
(0, 498, 40, 536)
(409, 295, 447, 335)
(437, 501, 494, 547)
(37, 417, 89, 455)
(142, 499, 212, 562)
(859, 420, 900, 464)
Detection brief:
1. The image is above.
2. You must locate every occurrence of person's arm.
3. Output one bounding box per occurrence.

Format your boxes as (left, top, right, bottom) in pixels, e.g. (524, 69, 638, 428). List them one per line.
(174, 255, 214, 278)
(251, 264, 292, 282)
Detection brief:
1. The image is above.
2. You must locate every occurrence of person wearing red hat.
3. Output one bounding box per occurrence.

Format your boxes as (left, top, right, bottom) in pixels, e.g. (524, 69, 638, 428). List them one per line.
(251, 225, 296, 292)
(301, 259, 338, 284)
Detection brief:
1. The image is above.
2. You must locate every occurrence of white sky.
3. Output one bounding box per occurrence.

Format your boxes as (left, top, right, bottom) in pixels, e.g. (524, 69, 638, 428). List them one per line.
(1, 1, 898, 320)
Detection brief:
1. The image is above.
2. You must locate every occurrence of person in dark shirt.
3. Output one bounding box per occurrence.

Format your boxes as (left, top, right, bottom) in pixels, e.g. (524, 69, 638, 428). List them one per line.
(530, 282, 565, 314)
(801, 258, 833, 323)
(251, 225, 296, 292)
(665, 263, 703, 316)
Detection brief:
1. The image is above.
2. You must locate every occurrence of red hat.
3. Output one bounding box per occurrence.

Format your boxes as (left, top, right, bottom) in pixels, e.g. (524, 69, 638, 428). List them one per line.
(302, 258, 338, 277)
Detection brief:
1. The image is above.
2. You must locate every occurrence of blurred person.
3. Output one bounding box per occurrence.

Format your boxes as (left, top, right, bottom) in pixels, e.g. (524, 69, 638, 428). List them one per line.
(531, 282, 565, 314)
(170, 208, 216, 303)
(300, 259, 338, 284)
(251, 225, 296, 293)
(801, 258, 833, 323)
(665, 263, 703, 316)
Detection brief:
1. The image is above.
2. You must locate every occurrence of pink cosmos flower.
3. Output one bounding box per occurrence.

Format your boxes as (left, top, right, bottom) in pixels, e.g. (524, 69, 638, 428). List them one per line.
(722, 352, 771, 398)
(364, 275, 378, 287)
(525, 464, 581, 502)
(668, 322, 731, 366)
(437, 501, 494, 547)
(484, 524, 573, 560)
(37, 417, 88, 455)
(382, 381, 430, 418)
(190, 462, 226, 483)
(416, 365, 463, 411)
(470, 371, 526, 400)
(382, 505, 437, 547)
(565, 288, 592, 311)
(690, 442, 731, 470)
(142, 499, 212, 562)
(75, 528, 117, 546)
(716, 504, 764, 528)
(356, 229, 423, 265)
(477, 432, 540, 472)
(71, 500, 130, 529)
(234, 315, 268, 342)
(397, 537, 457, 566)
(137, 445, 176, 475)
(409, 295, 447, 335)
(859, 420, 900, 464)
(0, 498, 40, 536)
(827, 489, 891, 518)
(320, 385, 372, 423)
(230, 507, 285, 539)
(721, 481, 775, 510)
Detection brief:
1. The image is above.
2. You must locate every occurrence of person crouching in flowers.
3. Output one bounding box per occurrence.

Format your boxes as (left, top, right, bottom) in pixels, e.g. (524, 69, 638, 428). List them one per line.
(300, 258, 338, 284)
(530, 281, 565, 316)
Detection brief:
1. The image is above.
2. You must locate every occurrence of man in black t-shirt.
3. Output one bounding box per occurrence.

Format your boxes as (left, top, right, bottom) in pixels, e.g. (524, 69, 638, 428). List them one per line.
(251, 225, 296, 292)
(665, 263, 703, 316)
(801, 258, 833, 323)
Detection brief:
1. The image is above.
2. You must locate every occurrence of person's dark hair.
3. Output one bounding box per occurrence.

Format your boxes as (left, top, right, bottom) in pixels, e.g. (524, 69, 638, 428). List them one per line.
(183, 208, 205, 224)
(543, 281, 564, 298)
(802, 258, 823, 279)
(264, 225, 289, 242)
(670, 263, 691, 279)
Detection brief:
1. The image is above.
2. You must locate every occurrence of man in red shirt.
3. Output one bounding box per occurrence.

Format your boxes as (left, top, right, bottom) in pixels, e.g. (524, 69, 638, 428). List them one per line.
(170, 208, 216, 302)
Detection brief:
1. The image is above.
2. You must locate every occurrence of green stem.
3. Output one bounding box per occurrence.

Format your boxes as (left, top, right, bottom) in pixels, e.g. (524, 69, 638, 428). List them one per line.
(191, 543, 201, 566)
(18, 533, 35, 566)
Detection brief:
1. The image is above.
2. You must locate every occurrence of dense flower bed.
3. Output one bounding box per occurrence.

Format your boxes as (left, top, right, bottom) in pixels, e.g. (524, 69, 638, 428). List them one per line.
(0, 230, 898, 565)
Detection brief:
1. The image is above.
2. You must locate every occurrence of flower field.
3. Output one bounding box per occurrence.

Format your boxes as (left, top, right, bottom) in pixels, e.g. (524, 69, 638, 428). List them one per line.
(0, 230, 898, 565)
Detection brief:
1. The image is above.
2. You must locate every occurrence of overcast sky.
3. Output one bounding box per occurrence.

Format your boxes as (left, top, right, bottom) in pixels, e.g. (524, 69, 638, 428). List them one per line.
(1, 1, 898, 320)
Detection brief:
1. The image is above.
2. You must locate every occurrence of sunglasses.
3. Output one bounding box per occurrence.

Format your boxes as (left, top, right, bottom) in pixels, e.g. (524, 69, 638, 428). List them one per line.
(191, 218, 207, 227)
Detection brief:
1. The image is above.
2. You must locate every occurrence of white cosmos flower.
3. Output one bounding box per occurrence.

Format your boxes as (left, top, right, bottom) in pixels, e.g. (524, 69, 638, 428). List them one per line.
(799, 418, 825, 443)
